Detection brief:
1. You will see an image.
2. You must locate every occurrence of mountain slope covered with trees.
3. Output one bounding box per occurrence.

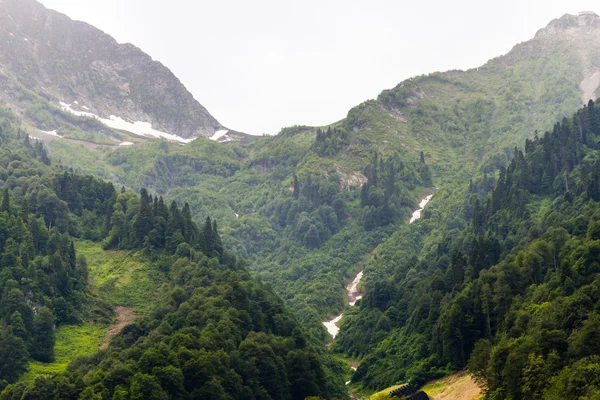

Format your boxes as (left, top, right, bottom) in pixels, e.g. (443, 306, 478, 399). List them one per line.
(0, 108, 347, 399)
(335, 100, 600, 399)
(33, 13, 600, 345)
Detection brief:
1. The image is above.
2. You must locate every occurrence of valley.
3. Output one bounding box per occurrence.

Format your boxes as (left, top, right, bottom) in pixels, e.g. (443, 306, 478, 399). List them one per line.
(1, 3, 600, 400)
(323, 194, 434, 340)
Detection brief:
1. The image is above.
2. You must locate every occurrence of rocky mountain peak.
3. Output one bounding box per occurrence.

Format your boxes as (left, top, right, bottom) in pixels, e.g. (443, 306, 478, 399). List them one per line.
(535, 12, 600, 39)
(0, 0, 225, 140)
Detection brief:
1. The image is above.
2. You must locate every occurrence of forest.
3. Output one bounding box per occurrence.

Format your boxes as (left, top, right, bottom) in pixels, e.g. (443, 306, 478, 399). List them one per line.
(0, 114, 348, 399)
(334, 100, 600, 399)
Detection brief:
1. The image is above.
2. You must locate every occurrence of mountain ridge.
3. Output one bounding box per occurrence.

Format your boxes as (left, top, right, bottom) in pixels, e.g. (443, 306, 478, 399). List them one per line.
(0, 0, 225, 140)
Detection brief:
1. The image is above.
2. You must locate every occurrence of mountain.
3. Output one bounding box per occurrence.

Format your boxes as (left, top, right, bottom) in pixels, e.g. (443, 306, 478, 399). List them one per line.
(0, 0, 226, 142)
(43, 12, 600, 342)
(3, 7, 600, 399)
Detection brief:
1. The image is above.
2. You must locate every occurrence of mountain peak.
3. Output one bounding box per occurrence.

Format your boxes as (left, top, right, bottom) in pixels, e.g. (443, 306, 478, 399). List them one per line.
(535, 12, 600, 39)
(0, 0, 225, 140)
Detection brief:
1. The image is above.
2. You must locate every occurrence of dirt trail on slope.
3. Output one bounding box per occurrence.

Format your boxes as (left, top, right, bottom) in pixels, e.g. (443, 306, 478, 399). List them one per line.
(100, 306, 136, 350)
(423, 371, 482, 400)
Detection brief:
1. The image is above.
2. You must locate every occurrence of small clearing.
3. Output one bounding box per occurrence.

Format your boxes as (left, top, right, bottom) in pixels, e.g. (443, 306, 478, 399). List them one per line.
(422, 371, 482, 400)
(100, 306, 136, 350)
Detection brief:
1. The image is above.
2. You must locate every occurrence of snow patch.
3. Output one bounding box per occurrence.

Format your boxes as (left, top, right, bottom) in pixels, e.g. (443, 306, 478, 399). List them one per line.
(409, 194, 433, 224)
(59, 102, 194, 144)
(82, 106, 89, 110)
(323, 314, 343, 338)
(210, 130, 229, 141)
(73, 101, 79, 105)
(348, 271, 363, 306)
(119, 142, 134, 146)
(40, 130, 61, 138)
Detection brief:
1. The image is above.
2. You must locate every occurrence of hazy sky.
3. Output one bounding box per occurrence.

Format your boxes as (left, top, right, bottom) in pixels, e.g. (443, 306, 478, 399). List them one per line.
(38, 0, 599, 135)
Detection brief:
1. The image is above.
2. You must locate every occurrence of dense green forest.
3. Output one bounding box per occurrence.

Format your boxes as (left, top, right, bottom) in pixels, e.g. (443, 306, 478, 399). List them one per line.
(0, 112, 348, 399)
(46, 122, 433, 341)
(38, 18, 591, 346)
(334, 101, 600, 399)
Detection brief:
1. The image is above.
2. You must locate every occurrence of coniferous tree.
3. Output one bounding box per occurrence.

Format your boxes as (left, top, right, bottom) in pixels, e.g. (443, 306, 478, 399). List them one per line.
(31, 307, 55, 362)
(0, 327, 29, 382)
(213, 220, 223, 258)
(1, 188, 9, 213)
(202, 217, 214, 256)
(132, 189, 154, 247)
(293, 174, 300, 199)
(9, 311, 30, 345)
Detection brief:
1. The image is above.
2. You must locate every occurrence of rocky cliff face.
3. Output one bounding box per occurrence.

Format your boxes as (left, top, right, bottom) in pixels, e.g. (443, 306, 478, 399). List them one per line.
(0, 0, 224, 139)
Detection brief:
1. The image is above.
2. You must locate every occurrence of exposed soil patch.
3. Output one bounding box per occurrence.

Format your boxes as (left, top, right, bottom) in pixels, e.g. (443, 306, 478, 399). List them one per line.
(423, 371, 482, 400)
(99, 306, 136, 350)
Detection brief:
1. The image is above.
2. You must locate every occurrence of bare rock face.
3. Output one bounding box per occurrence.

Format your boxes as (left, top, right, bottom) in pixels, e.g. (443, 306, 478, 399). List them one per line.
(0, 0, 224, 138)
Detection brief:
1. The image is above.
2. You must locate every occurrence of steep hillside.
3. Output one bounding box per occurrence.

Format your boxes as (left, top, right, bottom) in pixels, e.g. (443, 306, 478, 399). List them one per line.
(0, 109, 347, 399)
(0, 0, 225, 141)
(335, 99, 600, 398)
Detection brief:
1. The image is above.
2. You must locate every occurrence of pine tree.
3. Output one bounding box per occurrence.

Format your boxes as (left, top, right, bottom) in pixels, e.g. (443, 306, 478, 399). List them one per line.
(0, 327, 29, 382)
(1, 188, 9, 213)
(293, 174, 300, 199)
(202, 217, 214, 256)
(19, 198, 29, 223)
(132, 189, 154, 247)
(31, 307, 55, 362)
(166, 201, 184, 251)
(9, 311, 31, 344)
(213, 220, 223, 258)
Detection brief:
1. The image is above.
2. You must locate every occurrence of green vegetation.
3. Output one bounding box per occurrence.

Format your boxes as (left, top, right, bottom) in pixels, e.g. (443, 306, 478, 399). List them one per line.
(0, 111, 348, 398)
(333, 101, 600, 400)
(21, 324, 106, 380)
(0, 14, 598, 399)
(33, 22, 590, 350)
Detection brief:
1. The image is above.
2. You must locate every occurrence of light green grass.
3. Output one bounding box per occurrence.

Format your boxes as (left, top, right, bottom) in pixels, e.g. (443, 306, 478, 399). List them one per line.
(20, 324, 106, 381)
(368, 384, 403, 400)
(76, 240, 165, 313)
(422, 380, 448, 397)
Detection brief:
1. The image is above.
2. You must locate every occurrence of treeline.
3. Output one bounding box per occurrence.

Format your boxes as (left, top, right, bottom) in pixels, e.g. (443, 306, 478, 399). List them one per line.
(312, 127, 349, 157)
(335, 100, 600, 399)
(104, 188, 226, 261)
(360, 152, 431, 230)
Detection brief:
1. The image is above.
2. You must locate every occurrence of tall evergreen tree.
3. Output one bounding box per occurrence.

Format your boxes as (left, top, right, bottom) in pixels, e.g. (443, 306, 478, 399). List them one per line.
(31, 307, 55, 363)
(1, 188, 9, 213)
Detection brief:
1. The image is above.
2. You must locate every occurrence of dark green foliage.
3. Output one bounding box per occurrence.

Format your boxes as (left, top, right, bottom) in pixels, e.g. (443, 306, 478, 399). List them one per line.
(1, 243, 348, 400)
(31, 307, 55, 362)
(359, 153, 420, 229)
(0, 326, 29, 382)
(312, 127, 349, 156)
(0, 115, 347, 398)
(335, 101, 600, 397)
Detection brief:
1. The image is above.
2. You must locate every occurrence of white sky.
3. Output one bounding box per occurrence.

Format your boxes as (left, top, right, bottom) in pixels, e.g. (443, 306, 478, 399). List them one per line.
(38, 0, 600, 135)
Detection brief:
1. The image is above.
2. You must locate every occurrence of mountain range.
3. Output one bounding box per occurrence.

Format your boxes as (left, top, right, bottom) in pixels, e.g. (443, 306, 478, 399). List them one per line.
(1, 3, 600, 400)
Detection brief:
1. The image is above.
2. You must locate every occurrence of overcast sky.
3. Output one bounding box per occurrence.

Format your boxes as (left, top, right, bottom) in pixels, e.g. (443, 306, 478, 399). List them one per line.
(38, 0, 599, 135)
